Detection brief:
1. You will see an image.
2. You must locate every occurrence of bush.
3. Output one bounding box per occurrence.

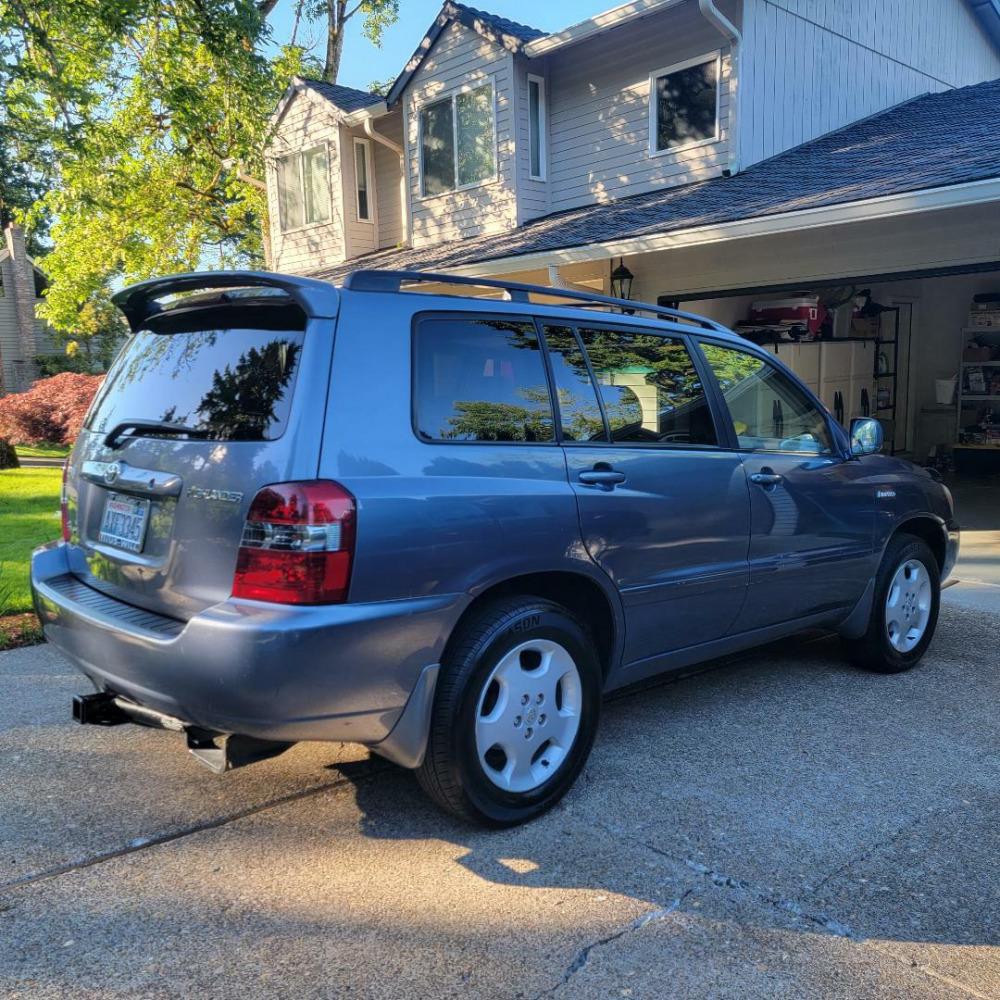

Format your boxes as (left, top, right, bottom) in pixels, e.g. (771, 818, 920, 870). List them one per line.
(0, 372, 104, 446)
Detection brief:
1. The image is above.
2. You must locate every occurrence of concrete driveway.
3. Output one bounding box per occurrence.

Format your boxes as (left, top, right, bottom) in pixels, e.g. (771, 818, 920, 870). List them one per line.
(1, 591, 997, 999)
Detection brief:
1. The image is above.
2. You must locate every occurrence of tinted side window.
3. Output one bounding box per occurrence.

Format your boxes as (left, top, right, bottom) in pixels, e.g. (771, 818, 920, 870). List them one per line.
(577, 328, 718, 446)
(542, 326, 606, 442)
(414, 316, 554, 443)
(701, 343, 833, 455)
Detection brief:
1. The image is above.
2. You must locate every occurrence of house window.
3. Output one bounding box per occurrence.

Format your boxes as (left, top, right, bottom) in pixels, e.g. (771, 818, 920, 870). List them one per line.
(276, 145, 332, 231)
(353, 138, 373, 222)
(527, 74, 546, 180)
(419, 82, 496, 196)
(649, 51, 720, 154)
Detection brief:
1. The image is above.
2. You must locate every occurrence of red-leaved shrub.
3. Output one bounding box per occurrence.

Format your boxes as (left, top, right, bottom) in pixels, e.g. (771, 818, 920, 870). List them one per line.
(0, 372, 105, 446)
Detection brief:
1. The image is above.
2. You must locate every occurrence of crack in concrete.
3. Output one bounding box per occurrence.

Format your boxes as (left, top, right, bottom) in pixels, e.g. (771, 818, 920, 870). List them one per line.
(534, 890, 692, 998)
(585, 814, 855, 938)
(0, 761, 391, 895)
(807, 807, 940, 896)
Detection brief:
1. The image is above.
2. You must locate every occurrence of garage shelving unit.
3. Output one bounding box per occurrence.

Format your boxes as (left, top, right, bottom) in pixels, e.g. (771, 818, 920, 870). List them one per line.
(874, 307, 900, 455)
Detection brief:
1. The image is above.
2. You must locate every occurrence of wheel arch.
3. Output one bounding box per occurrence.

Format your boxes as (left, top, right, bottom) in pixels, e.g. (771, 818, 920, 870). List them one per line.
(891, 515, 948, 572)
(444, 570, 623, 683)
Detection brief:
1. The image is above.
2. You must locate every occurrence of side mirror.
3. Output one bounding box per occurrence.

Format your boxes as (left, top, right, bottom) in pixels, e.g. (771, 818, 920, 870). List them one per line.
(850, 417, 883, 457)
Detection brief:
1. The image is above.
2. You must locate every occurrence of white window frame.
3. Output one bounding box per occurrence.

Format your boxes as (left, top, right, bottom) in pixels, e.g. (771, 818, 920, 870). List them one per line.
(352, 136, 375, 224)
(275, 142, 333, 233)
(417, 78, 498, 199)
(648, 50, 722, 158)
(527, 73, 547, 181)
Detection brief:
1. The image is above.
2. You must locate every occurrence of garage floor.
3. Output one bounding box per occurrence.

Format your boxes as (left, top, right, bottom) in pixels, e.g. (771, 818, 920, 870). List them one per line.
(946, 475, 1000, 611)
(1, 589, 997, 998)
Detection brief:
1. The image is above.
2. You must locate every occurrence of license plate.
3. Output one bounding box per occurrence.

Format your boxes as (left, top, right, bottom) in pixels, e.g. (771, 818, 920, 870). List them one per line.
(99, 492, 150, 553)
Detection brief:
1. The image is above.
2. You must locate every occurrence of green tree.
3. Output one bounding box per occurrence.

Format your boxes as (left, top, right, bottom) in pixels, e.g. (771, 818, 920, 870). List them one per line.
(1, 0, 399, 340)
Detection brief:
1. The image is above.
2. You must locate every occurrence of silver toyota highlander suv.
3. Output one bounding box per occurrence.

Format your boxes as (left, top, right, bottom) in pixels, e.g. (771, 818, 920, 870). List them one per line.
(31, 270, 959, 826)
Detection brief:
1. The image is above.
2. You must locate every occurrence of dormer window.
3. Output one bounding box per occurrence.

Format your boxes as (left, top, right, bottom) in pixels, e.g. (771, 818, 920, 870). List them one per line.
(276, 145, 332, 231)
(419, 81, 496, 196)
(648, 51, 721, 155)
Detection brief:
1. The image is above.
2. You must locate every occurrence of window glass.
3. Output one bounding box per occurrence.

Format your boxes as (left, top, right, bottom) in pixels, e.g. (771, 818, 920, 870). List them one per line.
(456, 84, 495, 187)
(701, 343, 833, 454)
(542, 326, 605, 442)
(654, 56, 718, 151)
(578, 328, 717, 445)
(85, 308, 305, 442)
(301, 146, 331, 224)
(276, 154, 303, 231)
(414, 317, 554, 443)
(420, 97, 456, 196)
(354, 141, 370, 220)
(528, 78, 544, 179)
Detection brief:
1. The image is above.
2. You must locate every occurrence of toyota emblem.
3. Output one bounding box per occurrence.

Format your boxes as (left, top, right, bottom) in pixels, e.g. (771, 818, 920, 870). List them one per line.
(104, 462, 121, 485)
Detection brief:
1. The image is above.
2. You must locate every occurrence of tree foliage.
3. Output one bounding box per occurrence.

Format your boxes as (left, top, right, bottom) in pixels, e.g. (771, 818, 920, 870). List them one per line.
(1, 0, 400, 337)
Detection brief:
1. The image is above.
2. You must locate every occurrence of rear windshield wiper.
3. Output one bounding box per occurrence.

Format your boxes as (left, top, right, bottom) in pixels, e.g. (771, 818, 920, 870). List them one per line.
(104, 419, 210, 450)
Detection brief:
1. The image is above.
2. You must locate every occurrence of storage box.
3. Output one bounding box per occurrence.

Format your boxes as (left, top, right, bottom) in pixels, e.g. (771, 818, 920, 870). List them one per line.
(968, 309, 1000, 328)
(963, 345, 994, 362)
(849, 315, 880, 338)
(749, 296, 827, 335)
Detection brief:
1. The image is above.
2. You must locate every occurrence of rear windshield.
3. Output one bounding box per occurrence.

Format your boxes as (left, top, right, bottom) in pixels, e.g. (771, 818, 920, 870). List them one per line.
(86, 307, 305, 442)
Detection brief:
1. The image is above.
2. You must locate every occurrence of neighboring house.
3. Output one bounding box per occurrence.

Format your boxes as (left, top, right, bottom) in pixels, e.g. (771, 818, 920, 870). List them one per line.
(264, 0, 1000, 465)
(0, 224, 54, 395)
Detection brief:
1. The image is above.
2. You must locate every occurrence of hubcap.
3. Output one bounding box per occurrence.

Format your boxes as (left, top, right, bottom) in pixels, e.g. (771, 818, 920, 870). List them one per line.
(884, 559, 932, 653)
(474, 639, 583, 793)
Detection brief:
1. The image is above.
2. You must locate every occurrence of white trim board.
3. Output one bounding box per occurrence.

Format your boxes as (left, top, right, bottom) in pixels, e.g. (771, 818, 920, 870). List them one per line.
(442, 176, 1000, 278)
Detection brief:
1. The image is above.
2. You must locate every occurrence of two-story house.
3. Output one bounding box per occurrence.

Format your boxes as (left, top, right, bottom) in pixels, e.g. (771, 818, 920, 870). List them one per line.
(265, 0, 1000, 479)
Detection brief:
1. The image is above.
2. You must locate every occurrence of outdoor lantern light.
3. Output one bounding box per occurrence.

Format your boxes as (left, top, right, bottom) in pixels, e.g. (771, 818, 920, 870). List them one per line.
(610, 258, 634, 302)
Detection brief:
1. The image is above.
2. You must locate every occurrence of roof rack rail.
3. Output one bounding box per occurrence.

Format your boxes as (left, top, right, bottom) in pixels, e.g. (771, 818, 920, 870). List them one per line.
(342, 269, 729, 333)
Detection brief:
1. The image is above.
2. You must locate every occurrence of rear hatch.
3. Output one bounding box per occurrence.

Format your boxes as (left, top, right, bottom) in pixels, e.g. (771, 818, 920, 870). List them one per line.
(66, 278, 338, 621)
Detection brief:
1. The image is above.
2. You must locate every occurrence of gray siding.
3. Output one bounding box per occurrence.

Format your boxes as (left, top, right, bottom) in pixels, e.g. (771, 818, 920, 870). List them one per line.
(403, 21, 518, 249)
(341, 125, 378, 258)
(741, 0, 1000, 166)
(0, 257, 53, 394)
(513, 55, 548, 223)
(373, 112, 405, 250)
(545, 0, 739, 214)
(266, 90, 345, 275)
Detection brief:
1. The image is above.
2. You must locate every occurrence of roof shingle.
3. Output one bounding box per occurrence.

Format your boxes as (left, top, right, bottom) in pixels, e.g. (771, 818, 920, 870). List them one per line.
(311, 77, 1000, 283)
(298, 79, 382, 113)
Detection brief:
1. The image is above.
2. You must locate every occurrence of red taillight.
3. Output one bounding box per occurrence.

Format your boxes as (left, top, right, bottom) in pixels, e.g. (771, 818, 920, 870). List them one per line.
(232, 480, 356, 604)
(60, 459, 71, 542)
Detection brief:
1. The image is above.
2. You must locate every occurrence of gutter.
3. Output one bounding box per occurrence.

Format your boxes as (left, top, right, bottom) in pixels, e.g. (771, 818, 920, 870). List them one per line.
(363, 118, 410, 247)
(697, 0, 742, 176)
(440, 176, 1000, 279)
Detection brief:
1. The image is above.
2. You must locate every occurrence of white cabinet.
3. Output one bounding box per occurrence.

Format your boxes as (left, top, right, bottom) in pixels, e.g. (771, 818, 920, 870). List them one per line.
(768, 340, 875, 430)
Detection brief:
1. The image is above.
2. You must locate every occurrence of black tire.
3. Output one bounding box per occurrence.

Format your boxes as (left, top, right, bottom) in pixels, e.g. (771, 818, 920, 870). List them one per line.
(416, 596, 602, 827)
(844, 534, 940, 673)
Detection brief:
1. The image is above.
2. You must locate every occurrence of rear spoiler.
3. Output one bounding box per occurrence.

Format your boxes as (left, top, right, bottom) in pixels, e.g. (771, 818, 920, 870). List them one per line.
(111, 270, 340, 332)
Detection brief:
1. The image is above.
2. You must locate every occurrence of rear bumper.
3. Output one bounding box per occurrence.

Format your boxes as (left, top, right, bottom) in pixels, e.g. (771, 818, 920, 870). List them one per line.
(31, 542, 463, 750)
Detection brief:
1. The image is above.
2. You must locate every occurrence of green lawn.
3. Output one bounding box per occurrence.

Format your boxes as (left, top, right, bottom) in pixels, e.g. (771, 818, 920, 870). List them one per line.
(15, 442, 71, 459)
(0, 467, 63, 614)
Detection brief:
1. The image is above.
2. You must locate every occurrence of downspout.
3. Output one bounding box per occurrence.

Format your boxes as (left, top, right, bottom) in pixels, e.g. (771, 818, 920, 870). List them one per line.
(363, 118, 410, 246)
(697, 0, 742, 176)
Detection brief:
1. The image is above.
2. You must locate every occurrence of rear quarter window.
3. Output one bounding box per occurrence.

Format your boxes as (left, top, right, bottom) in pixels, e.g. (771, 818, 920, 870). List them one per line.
(413, 315, 554, 443)
(86, 305, 305, 442)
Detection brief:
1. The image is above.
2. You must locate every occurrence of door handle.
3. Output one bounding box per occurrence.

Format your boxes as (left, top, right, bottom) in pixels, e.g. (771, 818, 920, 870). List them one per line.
(578, 469, 627, 487)
(749, 471, 783, 487)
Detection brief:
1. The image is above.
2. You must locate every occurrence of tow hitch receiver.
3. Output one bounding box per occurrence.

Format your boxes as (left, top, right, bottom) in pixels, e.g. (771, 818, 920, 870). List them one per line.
(73, 692, 294, 773)
(73, 691, 130, 726)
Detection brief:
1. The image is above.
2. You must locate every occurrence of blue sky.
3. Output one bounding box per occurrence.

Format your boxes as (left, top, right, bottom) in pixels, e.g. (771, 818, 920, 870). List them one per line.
(266, 1, 613, 93)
